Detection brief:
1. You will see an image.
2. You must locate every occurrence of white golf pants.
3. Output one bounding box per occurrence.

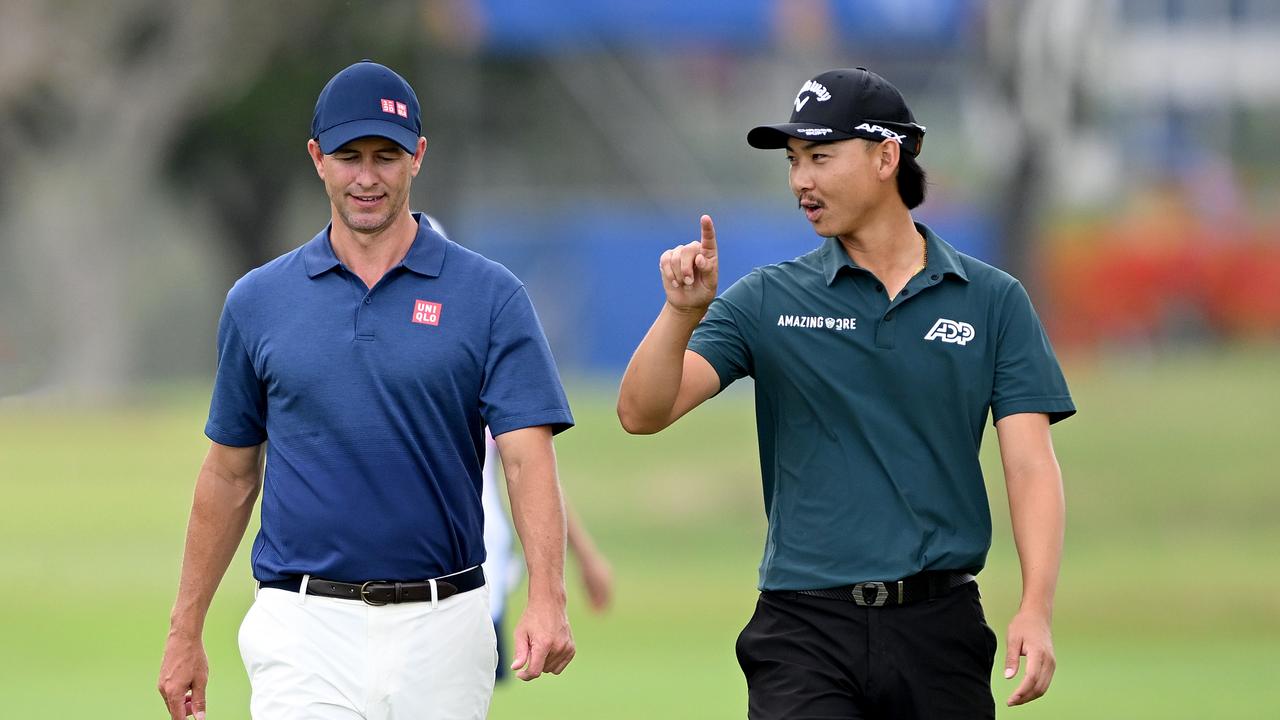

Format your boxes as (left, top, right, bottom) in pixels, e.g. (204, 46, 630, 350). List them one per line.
(238, 580, 496, 719)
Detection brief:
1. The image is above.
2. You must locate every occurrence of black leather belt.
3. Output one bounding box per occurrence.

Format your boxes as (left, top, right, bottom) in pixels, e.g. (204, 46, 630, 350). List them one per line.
(798, 571, 975, 607)
(260, 565, 485, 606)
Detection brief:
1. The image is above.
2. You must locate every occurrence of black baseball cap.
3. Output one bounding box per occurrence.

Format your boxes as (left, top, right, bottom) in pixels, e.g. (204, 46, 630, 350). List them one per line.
(747, 68, 926, 156)
(311, 60, 422, 154)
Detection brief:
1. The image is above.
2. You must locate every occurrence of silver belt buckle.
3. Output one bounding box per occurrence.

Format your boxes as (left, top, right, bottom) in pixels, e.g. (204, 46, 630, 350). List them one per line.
(852, 581, 888, 607)
(360, 580, 389, 606)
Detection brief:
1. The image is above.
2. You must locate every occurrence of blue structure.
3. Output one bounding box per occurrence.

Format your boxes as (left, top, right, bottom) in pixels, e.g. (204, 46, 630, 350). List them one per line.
(462, 199, 995, 372)
(471, 0, 979, 52)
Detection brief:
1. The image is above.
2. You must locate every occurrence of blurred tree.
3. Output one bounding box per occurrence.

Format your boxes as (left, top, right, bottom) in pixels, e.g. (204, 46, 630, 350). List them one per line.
(975, 0, 1100, 291)
(0, 0, 458, 396)
(0, 0, 287, 397)
(168, 2, 432, 274)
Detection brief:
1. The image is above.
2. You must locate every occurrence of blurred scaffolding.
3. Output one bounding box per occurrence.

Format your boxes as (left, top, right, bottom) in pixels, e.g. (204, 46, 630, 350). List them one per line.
(0, 0, 1277, 399)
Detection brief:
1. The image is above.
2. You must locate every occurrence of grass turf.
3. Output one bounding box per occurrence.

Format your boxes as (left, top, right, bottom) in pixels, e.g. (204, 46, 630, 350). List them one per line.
(0, 346, 1276, 718)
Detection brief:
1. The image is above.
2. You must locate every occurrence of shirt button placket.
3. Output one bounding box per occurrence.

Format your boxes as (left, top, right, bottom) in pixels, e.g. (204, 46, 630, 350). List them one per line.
(876, 308, 896, 349)
(356, 290, 375, 341)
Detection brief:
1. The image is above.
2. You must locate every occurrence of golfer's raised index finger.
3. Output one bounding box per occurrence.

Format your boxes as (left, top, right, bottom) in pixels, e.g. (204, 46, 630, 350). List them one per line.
(700, 215, 716, 252)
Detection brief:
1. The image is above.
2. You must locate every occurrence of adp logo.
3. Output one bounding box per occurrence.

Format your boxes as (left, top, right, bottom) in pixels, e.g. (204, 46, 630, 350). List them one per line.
(924, 318, 975, 346)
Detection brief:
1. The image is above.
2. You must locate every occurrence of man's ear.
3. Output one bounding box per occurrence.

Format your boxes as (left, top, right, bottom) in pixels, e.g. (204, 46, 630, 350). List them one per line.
(307, 138, 326, 179)
(877, 139, 901, 182)
(410, 136, 427, 176)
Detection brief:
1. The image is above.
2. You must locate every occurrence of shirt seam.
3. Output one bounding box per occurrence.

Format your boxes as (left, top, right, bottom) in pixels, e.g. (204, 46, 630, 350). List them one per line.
(685, 343, 731, 390)
(223, 300, 259, 379)
(490, 409, 572, 420)
(204, 420, 265, 446)
(484, 283, 527, 372)
(487, 410, 574, 432)
(213, 301, 267, 443)
(993, 394, 1074, 405)
(991, 396, 1076, 421)
(994, 279, 1018, 344)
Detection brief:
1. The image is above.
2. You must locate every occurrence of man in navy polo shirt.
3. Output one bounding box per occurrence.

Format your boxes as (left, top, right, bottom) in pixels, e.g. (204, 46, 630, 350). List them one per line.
(158, 61, 575, 720)
(618, 68, 1074, 718)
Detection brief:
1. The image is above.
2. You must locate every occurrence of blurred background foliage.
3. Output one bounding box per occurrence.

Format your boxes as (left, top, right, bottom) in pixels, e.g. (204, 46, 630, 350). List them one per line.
(0, 0, 1277, 717)
(3, 0, 1277, 395)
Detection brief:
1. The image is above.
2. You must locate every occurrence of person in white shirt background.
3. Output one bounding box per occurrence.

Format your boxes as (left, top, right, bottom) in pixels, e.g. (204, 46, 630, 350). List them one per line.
(481, 429, 613, 681)
(426, 215, 613, 681)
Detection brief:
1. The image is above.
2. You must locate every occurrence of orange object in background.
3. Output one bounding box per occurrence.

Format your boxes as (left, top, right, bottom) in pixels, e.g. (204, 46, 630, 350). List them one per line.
(1040, 196, 1280, 350)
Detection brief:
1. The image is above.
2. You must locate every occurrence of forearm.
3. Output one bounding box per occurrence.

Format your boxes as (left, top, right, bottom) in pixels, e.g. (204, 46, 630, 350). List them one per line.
(564, 503, 596, 559)
(617, 302, 705, 433)
(1006, 460, 1065, 616)
(505, 447, 568, 603)
(169, 455, 261, 636)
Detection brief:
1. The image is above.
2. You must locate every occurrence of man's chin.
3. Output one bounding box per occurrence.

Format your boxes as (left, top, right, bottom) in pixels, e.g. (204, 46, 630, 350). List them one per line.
(339, 210, 392, 234)
(809, 217, 851, 239)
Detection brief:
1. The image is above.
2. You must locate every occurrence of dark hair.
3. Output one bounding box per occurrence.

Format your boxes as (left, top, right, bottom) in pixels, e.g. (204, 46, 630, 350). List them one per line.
(896, 152, 927, 209)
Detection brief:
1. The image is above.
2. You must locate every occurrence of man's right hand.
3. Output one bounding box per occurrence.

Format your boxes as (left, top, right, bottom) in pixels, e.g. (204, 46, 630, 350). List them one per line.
(618, 214, 723, 434)
(660, 215, 718, 313)
(158, 630, 208, 720)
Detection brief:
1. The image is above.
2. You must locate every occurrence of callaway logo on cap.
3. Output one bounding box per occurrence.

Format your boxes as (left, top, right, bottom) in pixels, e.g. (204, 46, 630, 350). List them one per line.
(747, 67, 926, 156)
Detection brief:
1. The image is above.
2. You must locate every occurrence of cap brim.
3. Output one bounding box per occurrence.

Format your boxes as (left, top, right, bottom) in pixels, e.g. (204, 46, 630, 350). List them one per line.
(747, 123, 855, 149)
(748, 121, 925, 156)
(317, 118, 419, 154)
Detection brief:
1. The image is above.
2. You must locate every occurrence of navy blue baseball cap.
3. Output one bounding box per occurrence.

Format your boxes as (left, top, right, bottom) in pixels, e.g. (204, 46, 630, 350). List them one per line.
(747, 68, 926, 156)
(311, 60, 422, 154)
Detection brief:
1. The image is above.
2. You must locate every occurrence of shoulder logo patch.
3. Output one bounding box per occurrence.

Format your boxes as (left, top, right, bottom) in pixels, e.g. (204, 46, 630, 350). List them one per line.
(411, 299, 442, 326)
(924, 318, 975, 345)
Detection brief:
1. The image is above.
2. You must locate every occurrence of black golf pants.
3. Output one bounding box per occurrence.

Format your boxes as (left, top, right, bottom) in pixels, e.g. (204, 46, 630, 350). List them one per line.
(735, 582, 998, 719)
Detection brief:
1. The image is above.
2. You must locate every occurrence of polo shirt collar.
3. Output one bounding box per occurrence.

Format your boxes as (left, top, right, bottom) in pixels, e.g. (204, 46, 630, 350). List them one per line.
(400, 213, 447, 277)
(820, 221, 969, 285)
(919, 222, 969, 283)
(301, 226, 342, 278)
(302, 212, 447, 279)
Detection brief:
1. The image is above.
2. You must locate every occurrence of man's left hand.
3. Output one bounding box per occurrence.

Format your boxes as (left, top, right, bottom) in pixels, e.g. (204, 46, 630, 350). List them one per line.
(510, 597, 575, 681)
(1003, 609, 1056, 706)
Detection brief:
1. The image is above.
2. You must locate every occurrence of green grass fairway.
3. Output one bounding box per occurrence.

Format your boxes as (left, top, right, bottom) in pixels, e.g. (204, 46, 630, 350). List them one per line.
(1, 347, 1277, 718)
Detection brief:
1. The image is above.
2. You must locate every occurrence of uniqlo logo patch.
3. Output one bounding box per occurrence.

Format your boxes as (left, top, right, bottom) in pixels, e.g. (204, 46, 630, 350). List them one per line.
(380, 98, 397, 114)
(411, 299, 441, 326)
(395, 101, 408, 118)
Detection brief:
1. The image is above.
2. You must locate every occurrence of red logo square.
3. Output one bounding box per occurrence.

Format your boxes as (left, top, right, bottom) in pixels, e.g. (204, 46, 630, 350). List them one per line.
(395, 101, 408, 118)
(411, 299, 441, 326)
(380, 98, 397, 114)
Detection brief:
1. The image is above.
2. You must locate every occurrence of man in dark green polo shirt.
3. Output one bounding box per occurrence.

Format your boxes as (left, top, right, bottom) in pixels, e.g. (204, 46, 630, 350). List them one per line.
(618, 68, 1074, 719)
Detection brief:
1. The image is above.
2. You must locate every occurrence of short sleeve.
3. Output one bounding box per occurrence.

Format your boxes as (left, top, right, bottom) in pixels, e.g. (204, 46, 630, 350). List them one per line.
(991, 281, 1076, 424)
(480, 286, 574, 436)
(687, 271, 761, 392)
(204, 301, 268, 446)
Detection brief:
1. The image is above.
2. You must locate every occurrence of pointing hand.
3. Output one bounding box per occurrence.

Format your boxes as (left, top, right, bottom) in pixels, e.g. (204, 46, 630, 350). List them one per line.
(659, 215, 719, 312)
